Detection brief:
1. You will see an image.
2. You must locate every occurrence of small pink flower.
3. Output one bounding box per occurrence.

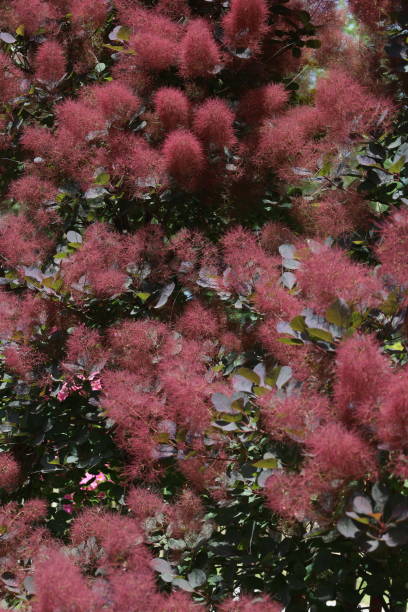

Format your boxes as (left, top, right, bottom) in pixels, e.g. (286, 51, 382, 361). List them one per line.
(90, 378, 102, 391)
(79, 472, 93, 486)
(89, 371, 102, 390)
(63, 493, 74, 514)
(80, 471, 107, 491)
(57, 372, 101, 401)
(57, 383, 69, 402)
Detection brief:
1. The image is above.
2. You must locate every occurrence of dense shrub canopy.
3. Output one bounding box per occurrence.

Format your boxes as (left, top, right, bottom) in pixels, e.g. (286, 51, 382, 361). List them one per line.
(0, 0, 408, 610)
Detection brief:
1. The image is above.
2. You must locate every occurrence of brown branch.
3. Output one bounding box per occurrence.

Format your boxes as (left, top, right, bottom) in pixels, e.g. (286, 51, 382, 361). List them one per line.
(370, 595, 383, 612)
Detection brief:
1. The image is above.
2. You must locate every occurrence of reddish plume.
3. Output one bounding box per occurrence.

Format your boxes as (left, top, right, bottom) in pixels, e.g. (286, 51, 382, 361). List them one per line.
(33, 549, 100, 612)
(193, 98, 236, 149)
(10, 0, 55, 36)
(378, 374, 408, 451)
(377, 208, 408, 287)
(154, 87, 191, 131)
(296, 244, 383, 314)
(163, 129, 205, 191)
(223, 0, 269, 50)
(0, 452, 21, 492)
(34, 41, 66, 84)
(334, 334, 391, 428)
(70, 0, 108, 26)
(179, 19, 221, 79)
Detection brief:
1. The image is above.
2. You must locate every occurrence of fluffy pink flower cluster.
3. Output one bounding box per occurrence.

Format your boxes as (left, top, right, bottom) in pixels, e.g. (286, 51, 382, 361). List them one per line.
(261, 332, 408, 521)
(0, 0, 391, 218)
(0, 0, 403, 608)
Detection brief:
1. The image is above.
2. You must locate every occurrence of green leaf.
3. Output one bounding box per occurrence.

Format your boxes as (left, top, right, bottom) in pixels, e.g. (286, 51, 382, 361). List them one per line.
(276, 365, 292, 389)
(168, 539, 186, 551)
(372, 482, 389, 509)
(213, 421, 239, 432)
(216, 413, 242, 423)
(95, 172, 110, 186)
(277, 337, 304, 345)
(352, 495, 373, 515)
(154, 432, 171, 443)
(230, 399, 244, 412)
(306, 39, 321, 48)
(342, 175, 357, 188)
(212, 393, 234, 414)
(386, 341, 404, 351)
(151, 558, 175, 577)
(52, 279, 63, 291)
(279, 244, 296, 259)
(387, 156, 405, 174)
(66, 230, 82, 244)
(308, 328, 334, 343)
(337, 517, 360, 539)
(64, 455, 78, 464)
(0, 32, 16, 43)
(383, 525, 408, 547)
(353, 516, 370, 525)
(253, 386, 269, 396)
(325, 299, 351, 328)
(23, 576, 35, 595)
(42, 277, 56, 289)
(388, 136, 402, 149)
(103, 43, 125, 52)
(115, 26, 131, 41)
(188, 569, 206, 588)
(290, 315, 307, 332)
(253, 458, 278, 469)
(172, 577, 194, 592)
(317, 157, 332, 176)
(369, 201, 389, 214)
(136, 292, 150, 302)
(154, 282, 175, 309)
(236, 367, 260, 384)
(297, 9, 312, 24)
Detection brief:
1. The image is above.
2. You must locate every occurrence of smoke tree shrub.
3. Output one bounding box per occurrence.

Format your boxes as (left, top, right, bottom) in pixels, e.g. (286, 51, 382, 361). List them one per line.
(0, 0, 407, 610)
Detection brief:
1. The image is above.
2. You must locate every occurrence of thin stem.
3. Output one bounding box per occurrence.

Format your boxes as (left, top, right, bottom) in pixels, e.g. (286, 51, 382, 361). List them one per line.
(370, 595, 383, 612)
